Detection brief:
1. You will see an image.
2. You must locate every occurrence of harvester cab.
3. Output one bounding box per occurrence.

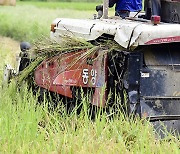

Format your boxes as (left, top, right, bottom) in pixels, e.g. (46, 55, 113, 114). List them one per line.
(5, 0, 180, 137)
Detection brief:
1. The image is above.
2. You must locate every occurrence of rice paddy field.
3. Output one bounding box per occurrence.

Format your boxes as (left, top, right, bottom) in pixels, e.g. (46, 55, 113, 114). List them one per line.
(0, 1, 180, 153)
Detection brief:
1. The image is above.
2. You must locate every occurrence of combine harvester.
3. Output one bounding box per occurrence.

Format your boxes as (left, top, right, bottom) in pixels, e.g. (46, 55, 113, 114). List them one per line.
(4, 0, 180, 136)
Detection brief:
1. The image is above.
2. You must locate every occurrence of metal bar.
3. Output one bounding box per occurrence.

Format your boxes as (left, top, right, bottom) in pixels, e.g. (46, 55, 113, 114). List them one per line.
(143, 96, 180, 100)
(146, 64, 180, 66)
(103, 0, 109, 19)
(148, 115, 180, 122)
(126, 17, 149, 22)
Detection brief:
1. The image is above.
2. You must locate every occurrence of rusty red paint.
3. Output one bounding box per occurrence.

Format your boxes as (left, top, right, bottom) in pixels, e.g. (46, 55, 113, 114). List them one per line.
(145, 36, 180, 45)
(34, 49, 108, 106)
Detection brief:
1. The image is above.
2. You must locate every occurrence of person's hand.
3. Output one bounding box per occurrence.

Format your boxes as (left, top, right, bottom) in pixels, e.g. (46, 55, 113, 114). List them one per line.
(96, 4, 103, 12)
(96, 4, 103, 19)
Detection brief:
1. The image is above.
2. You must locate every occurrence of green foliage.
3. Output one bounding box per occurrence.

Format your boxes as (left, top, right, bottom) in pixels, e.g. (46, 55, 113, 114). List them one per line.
(0, 5, 49, 42)
(0, 82, 179, 153)
(0, 2, 98, 42)
(0, 2, 114, 42)
(18, 1, 101, 10)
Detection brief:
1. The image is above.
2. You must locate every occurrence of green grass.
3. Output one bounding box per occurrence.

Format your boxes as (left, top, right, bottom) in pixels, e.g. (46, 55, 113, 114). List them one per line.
(0, 2, 114, 42)
(0, 5, 93, 42)
(0, 81, 179, 153)
(0, 2, 97, 42)
(18, 1, 100, 10)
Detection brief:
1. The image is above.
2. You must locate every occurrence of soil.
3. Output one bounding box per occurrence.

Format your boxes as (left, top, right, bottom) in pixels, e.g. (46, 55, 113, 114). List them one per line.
(0, 36, 20, 68)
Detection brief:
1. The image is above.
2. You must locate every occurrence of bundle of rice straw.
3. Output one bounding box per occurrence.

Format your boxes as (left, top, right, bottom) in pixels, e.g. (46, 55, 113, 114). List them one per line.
(16, 36, 122, 85)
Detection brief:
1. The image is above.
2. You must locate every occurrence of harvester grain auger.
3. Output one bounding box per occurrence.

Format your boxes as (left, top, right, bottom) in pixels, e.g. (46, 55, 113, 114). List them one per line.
(4, 0, 180, 137)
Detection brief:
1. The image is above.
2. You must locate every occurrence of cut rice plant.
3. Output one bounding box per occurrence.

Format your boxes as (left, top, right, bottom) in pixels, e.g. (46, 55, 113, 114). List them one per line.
(15, 36, 122, 85)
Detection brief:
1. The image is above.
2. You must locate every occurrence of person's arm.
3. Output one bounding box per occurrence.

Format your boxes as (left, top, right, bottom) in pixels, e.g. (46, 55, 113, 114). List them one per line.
(96, 0, 117, 19)
(109, 0, 117, 8)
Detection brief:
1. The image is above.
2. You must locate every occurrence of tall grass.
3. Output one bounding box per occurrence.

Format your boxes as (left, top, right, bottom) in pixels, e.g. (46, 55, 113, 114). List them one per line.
(0, 81, 179, 153)
(0, 3, 95, 42)
(0, 2, 114, 42)
(18, 1, 101, 10)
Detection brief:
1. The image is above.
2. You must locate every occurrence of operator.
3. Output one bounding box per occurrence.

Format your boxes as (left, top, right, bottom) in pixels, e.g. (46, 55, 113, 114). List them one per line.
(109, 0, 142, 18)
(96, 0, 142, 19)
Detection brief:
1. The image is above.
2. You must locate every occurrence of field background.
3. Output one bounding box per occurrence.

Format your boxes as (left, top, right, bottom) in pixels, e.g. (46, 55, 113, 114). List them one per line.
(0, 1, 180, 153)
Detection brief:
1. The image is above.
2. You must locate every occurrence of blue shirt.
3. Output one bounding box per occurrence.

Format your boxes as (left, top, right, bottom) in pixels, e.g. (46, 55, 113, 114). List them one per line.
(109, 0, 142, 12)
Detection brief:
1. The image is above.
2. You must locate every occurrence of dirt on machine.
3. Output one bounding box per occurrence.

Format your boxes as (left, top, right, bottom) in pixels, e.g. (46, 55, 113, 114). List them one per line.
(4, 0, 180, 137)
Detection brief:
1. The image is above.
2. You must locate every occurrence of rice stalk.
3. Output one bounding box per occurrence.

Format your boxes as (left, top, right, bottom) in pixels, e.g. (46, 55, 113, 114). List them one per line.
(15, 36, 122, 85)
(15, 56, 45, 84)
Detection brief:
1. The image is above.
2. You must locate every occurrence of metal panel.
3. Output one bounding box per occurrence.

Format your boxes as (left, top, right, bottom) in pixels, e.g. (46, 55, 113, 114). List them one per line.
(140, 99, 180, 117)
(140, 44, 180, 97)
(161, 0, 180, 23)
(139, 43, 180, 122)
(152, 119, 180, 138)
(50, 17, 180, 49)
